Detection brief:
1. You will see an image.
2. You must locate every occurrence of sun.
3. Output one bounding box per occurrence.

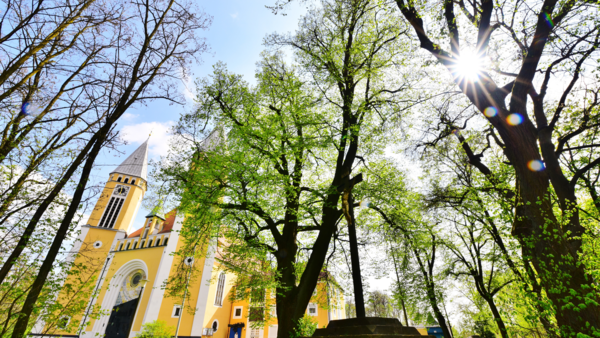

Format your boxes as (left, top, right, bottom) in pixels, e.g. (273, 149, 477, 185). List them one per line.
(452, 50, 484, 82)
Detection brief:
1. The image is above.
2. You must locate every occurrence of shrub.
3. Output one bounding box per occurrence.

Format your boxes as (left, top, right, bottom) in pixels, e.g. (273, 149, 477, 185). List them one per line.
(291, 315, 318, 338)
(136, 320, 175, 338)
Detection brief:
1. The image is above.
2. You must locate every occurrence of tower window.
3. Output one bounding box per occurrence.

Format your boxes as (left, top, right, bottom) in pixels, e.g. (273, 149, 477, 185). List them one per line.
(131, 179, 136, 185)
(117, 176, 122, 182)
(307, 303, 318, 316)
(142, 228, 149, 239)
(124, 178, 129, 184)
(163, 238, 168, 246)
(212, 320, 219, 332)
(118, 243, 123, 251)
(214, 272, 226, 306)
(172, 305, 181, 318)
(233, 306, 243, 319)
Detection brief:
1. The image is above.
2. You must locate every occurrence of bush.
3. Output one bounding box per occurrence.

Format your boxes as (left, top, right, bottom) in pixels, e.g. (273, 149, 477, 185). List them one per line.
(291, 315, 318, 338)
(136, 320, 175, 338)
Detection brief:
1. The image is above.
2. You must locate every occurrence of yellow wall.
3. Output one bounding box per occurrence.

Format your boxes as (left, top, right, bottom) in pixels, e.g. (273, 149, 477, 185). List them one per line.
(87, 175, 145, 231)
(201, 266, 235, 338)
(50, 227, 119, 335)
(83, 245, 165, 332)
(226, 281, 346, 338)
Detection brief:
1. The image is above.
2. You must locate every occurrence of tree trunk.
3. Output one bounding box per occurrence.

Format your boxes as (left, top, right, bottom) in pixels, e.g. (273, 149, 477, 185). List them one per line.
(10, 131, 104, 338)
(0, 134, 98, 286)
(401, 299, 409, 326)
(346, 193, 365, 318)
(413, 252, 452, 338)
(482, 295, 508, 338)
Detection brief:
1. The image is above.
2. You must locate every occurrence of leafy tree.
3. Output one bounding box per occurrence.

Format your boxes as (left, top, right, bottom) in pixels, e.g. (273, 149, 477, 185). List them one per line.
(156, 1, 414, 337)
(0, 0, 212, 335)
(273, 0, 600, 334)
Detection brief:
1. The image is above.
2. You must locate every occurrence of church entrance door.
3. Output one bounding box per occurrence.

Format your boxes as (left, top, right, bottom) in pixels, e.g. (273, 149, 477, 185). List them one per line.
(104, 297, 140, 338)
(229, 326, 242, 338)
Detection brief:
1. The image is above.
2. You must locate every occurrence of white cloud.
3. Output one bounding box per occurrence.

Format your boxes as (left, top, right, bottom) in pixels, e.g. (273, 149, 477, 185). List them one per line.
(120, 121, 175, 158)
(122, 112, 139, 121)
(230, 12, 238, 19)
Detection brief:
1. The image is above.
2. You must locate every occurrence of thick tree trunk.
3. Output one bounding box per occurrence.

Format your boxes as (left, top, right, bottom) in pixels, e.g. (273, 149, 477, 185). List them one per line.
(502, 118, 600, 333)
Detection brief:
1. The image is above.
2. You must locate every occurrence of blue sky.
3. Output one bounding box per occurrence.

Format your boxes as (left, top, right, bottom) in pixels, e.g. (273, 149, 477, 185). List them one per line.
(89, 0, 307, 231)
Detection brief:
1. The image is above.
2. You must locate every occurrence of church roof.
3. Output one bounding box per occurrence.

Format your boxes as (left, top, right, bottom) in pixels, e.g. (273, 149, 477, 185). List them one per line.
(111, 140, 149, 180)
(145, 202, 165, 220)
(128, 209, 177, 238)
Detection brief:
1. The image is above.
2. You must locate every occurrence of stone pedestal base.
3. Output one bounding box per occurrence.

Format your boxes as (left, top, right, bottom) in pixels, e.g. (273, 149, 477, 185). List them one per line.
(309, 318, 435, 338)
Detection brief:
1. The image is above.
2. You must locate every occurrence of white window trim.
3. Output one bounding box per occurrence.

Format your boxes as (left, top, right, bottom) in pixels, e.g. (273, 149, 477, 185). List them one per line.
(307, 303, 318, 316)
(233, 306, 243, 319)
(214, 272, 226, 307)
(172, 305, 182, 318)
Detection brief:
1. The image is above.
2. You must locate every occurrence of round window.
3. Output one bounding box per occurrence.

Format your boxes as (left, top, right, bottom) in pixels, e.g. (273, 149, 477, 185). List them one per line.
(212, 320, 218, 332)
(93, 241, 102, 249)
(184, 257, 194, 266)
(130, 272, 143, 288)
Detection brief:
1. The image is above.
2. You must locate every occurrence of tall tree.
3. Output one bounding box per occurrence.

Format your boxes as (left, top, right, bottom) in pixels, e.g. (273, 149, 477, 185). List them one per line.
(157, 1, 412, 337)
(273, 0, 600, 333)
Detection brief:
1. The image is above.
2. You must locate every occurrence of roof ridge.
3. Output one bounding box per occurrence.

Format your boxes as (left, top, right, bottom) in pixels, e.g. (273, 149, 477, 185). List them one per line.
(111, 140, 149, 181)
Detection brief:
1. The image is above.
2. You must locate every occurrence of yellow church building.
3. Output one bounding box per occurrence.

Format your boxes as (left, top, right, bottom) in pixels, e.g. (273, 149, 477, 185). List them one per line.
(31, 140, 346, 338)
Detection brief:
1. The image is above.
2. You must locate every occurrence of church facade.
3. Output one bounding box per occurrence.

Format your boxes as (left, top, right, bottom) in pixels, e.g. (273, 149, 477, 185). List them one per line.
(33, 141, 345, 338)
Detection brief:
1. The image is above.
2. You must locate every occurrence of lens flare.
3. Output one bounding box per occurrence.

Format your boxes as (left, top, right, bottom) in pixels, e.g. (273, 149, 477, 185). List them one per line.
(543, 12, 554, 28)
(20, 102, 41, 117)
(527, 160, 545, 172)
(484, 107, 498, 117)
(507, 114, 523, 126)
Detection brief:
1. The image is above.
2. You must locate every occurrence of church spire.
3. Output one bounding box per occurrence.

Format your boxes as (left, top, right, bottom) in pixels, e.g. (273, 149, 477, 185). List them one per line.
(111, 140, 149, 181)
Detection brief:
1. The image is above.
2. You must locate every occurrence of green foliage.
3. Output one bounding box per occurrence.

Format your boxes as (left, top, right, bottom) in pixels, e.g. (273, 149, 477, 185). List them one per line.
(291, 315, 318, 338)
(136, 320, 175, 338)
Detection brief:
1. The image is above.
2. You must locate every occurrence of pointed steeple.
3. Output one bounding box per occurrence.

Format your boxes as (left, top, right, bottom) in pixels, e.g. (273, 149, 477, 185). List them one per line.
(111, 140, 149, 181)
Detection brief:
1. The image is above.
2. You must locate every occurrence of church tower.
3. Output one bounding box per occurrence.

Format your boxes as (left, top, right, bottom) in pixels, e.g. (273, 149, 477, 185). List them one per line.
(87, 140, 149, 233)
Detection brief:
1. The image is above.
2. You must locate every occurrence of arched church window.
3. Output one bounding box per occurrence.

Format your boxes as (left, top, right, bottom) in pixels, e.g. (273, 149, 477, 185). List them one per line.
(124, 178, 129, 184)
(118, 243, 123, 251)
(131, 179, 136, 185)
(163, 238, 168, 246)
(214, 272, 226, 306)
(117, 176, 122, 182)
(148, 239, 153, 247)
